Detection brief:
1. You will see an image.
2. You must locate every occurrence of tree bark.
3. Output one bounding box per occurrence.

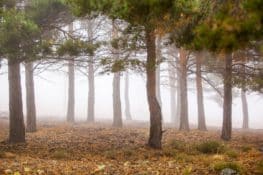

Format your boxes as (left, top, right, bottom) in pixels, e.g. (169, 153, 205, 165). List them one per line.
(175, 58, 181, 129)
(112, 20, 122, 127)
(66, 59, 75, 123)
(25, 62, 37, 132)
(196, 52, 207, 131)
(156, 36, 162, 107)
(221, 53, 232, 141)
(86, 19, 95, 122)
(124, 71, 132, 120)
(179, 48, 189, 131)
(146, 29, 162, 149)
(241, 89, 249, 129)
(8, 59, 25, 143)
(112, 72, 123, 127)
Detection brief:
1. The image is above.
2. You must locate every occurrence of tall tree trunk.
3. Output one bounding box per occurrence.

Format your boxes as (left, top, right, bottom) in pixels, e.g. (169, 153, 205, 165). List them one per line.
(175, 58, 181, 129)
(156, 36, 162, 107)
(112, 20, 122, 127)
(66, 23, 75, 123)
(241, 89, 249, 129)
(124, 71, 132, 120)
(8, 59, 25, 143)
(168, 57, 176, 124)
(221, 53, 232, 141)
(66, 59, 75, 123)
(146, 29, 162, 149)
(112, 72, 122, 127)
(196, 52, 207, 131)
(25, 62, 37, 132)
(179, 48, 189, 131)
(86, 19, 95, 122)
(87, 57, 95, 122)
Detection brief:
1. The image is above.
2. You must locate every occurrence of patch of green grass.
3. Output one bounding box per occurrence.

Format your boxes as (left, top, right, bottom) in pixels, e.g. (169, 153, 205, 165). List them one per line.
(51, 149, 70, 160)
(197, 140, 224, 154)
(122, 148, 133, 158)
(213, 161, 244, 174)
(169, 139, 185, 150)
(0, 150, 4, 158)
(225, 149, 239, 159)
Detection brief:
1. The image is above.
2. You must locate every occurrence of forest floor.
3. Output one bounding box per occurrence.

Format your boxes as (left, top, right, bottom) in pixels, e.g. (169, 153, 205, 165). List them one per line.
(0, 119, 262, 175)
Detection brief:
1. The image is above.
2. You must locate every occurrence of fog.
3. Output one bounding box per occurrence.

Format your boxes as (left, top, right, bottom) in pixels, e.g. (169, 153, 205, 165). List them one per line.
(0, 64, 262, 129)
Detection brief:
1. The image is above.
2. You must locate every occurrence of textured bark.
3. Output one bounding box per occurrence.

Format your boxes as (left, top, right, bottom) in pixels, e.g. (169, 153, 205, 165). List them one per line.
(66, 60, 75, 123)
(112, 72, 122, 127)
(156, 36, 162, 107)
(168, 55, 176, 124)
(196, 52, 207, 131)
(112, 20, 122, 127)
(25, 62, 37, 132)
(146, 29, 162, 149)
(87, 57, 95, 122)
(124, 72, 132, 120)
(8, 59, 25, 143)
(221, 53, 232, 141)
(86, 19, 95, 122)
(241, 89, 249, 129)
(175, 60, 181, 129)
(179, 48, 189, 131)
(66, 23, 75, 123)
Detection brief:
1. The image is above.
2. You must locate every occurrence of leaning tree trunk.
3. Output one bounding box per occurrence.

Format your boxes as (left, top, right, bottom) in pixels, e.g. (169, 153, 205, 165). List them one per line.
(221, 53, 233, 141)
(146, 29, 162, 149)
(179, 48, 189, 131)
(241, 89, 249, 129)
(124, 71, 132, 120)
(25, 62, 37, 132)
(156, 36, 162, 107)
(86, 19, 95, 122)
(66, 59, 75, 123)
(8, 59, 25, 143)
(196, 52, 207, 131)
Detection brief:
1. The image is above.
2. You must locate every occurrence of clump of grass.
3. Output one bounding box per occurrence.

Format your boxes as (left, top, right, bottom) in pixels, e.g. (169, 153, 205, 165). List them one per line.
(256, 160, 263, 174)
(0, 150, 5, 158)
(197, 140, 224, 154)
(213, 161, 244, 173)
(104, 150, 117, 159)
(240, 145, 252, 152)
(225, 149, 239, 159)
(52, 149, 70, 160)
(169, 139, 185, 150)
(122, 149, 133, 158)
(162, 148, 177, 157)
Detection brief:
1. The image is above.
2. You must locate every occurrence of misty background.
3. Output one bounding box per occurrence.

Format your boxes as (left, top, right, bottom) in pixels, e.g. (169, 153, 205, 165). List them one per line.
(0, 63, 262, 129)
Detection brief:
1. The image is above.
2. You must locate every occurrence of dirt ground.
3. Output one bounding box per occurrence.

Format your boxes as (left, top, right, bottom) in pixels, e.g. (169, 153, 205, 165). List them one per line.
(0, 119, 262, 175)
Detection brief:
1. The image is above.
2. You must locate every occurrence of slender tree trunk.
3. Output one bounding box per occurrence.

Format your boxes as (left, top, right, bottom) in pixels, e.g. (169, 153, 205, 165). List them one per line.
(221, 53, 232, 141)
(66, 59, 75, 123)
(87, 57, 95, 122)
(196, 52, 207, 131)
(66, 23, 75, 123)
(241, 89, 249, 129)
(86, 19, 95, 122)
(175, 58, 181, 128)
(168, 58, 176, 124)
(179, 48, 189, 131)
(124, 71, 132, 120)
(146, 29, 162, 149)
(25, 62, 37, 132)
(112, 72, 122, 127)
(8, 59, 25, 143)
(156, 36, 162, 107)
(112, 20, 122, 127)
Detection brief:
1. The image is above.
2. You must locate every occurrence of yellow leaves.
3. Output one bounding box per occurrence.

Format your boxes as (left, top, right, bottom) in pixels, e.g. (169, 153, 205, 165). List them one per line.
(91, 164, 106, 174)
